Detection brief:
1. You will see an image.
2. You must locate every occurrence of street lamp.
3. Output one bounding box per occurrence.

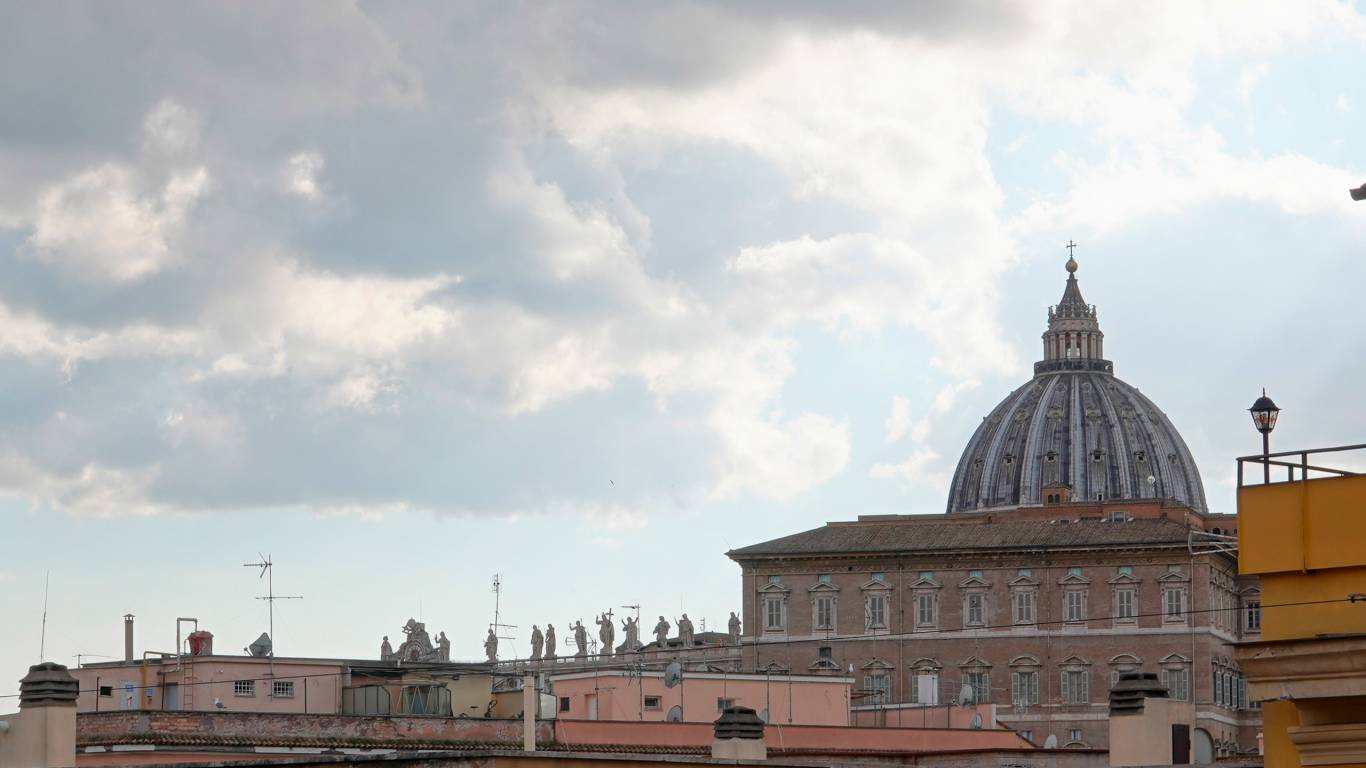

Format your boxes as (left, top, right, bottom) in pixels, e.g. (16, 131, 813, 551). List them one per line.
(1249, 389, 1281, 483)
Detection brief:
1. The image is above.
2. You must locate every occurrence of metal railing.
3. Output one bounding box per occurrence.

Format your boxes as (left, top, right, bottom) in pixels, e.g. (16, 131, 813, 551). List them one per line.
(1236, 443, 1366, 487)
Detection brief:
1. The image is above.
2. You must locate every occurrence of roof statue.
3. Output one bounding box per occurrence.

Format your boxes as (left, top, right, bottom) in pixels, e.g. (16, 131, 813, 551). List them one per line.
(544, 623, 557, 660)
(653, 616, 670, 649)
(386, 619, 440, 662)
(945, 254, 1207, 514)
(484, 627, 499, 662)
(596, 612, 615, 657)
(530, 624, 543, 660)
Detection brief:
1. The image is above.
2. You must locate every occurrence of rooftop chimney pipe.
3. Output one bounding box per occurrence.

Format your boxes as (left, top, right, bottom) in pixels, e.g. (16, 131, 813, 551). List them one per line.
(123, 614, 134, 662)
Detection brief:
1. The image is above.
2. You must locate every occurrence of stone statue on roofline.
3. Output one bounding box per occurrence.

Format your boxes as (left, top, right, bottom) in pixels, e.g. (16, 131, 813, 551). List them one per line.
(380, 635, 393, 660)
(573, 620, 588, 658)
(530, 625, 544, 660)
(728, 612, 741, 645)
(622, 616, 641, 651)
(677, 613, 695, 647)
(653, 616, 671, 648)
(484, 627, 499, 662)
(544, 624, 557, 660)
(596, 613, 615, 657)
(437, 631, 451, 661)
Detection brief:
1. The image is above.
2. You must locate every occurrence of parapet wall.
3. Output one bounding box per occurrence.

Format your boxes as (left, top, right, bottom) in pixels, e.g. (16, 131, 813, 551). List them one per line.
(78, 710, 551, 748)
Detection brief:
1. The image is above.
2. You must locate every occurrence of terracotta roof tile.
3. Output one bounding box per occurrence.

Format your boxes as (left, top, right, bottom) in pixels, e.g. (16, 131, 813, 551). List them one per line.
(728, 517, 1192, 559)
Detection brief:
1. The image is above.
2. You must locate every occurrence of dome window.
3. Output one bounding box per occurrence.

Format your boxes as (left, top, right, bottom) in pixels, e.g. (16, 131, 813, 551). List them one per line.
(1134, 450, 1147, 463)
(1004, 454, 1015, 466)
(1091, 450, 1104, 462)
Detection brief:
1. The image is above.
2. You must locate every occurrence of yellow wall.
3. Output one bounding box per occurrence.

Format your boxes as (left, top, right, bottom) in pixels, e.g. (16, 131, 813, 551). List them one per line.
(1260, 567, 1366, 641)
(1239, 474, 1366, 576)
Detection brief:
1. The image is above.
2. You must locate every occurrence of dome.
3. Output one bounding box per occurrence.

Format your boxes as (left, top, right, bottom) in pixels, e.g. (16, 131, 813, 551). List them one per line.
(946, 259, 1207, 514)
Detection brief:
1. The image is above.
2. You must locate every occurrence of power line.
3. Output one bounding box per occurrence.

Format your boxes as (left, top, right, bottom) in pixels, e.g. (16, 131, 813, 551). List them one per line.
(0, 594, 1344, 700)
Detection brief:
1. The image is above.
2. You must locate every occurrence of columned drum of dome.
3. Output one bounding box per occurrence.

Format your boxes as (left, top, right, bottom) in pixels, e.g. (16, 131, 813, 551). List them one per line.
(946, 259, 1208, 514)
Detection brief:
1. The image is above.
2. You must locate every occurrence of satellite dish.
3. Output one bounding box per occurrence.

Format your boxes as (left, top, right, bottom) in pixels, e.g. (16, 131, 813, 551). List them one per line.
(758, 708, 769, 723)
(1044, 734, 1059, 749)
(970, 713, 983, 729)
(958, 683, 974, 705)
(247, 632, 272, 658)
(664, 661, 683, 688)
(666, 705, 683, 722)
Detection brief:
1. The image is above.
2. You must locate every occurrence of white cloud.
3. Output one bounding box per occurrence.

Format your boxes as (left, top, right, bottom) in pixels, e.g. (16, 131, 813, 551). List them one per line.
(26, 163, 208, 282)
(1336, 94, 1351, 112)
(885, 396, 913, 442)
(142, 99, 201, 155)
(284, 151, 325, 200)
(869, 448, 946, 489)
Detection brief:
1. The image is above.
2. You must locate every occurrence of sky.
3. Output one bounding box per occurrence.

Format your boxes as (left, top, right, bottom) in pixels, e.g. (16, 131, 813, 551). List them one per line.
(2, 1, 1366, 700)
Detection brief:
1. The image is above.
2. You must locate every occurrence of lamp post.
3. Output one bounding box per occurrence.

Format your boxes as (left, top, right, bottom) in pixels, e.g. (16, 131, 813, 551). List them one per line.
(1249, 389, 1281, 484)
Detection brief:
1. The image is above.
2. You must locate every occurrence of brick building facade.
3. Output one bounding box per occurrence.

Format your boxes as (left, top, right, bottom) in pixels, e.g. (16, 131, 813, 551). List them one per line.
(725, 259, 1262, 757)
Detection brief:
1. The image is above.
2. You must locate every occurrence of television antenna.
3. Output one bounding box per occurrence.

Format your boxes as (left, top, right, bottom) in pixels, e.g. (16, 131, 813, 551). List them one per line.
(243, 554, 302, 657)
(73, 653, 112, 668)
(491, 574, 518, 641)
(1188, 529, 1238, 557)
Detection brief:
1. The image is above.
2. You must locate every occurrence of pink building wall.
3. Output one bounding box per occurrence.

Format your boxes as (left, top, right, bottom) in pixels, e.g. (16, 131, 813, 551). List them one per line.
(72, 657, 347, 714)
(549, 672, 851, 726)
(554, 719, 1035, 753)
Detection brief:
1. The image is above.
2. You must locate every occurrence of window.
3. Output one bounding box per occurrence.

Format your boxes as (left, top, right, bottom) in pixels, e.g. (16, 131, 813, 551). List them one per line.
(969, 569, 983, 578)
(1162, 667, 1190, 701)
(1245, 600, 1262, 632)
(559, 696, 571, 712)
(818, 646, 832, 659)
(99, 685, 113, 697)
(911, 670, 939, 705)
(717, 697, 735, 711)
(915, 592, 936, 628)
(1018, 568, 1033, 577)
(399, 684, 451, 716)
(965, 593, 985, 626)
(1111, 510, 1130, 522)
(1011, 671, 1040, 705)
(1164, 587, 1187, 620)
(866, 594, 888, 629)
(1118, 565, 1133, 575)
(1070, 728, 1084, 743)
(964, 672, 991, 704)
(814, 596, 834, 630)
(1116, 588, 1136, 621)
(342, 685, 391, 715)
(919, 570, 934, 580)
(644, 696, 661, 710)
(1064, 590, 1086, 623)
(1013, 590, 1036, 624)
(234, 680, 255, 697)
(866, 674, 890, 704)
(272, 680, 294, 698)
(767, 574, 782, 584)
(1021, 730, 1034, 743)
(765, 596, 786, 630)
(1067, 566, 1083, 576)
(817, 573, 832, 584)
(871, 571, 886, 582)
(1062, 670, 1089, 704)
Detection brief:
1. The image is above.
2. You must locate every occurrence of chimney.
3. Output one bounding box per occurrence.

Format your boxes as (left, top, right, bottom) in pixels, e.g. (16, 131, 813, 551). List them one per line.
(1108, 672, 1193, 767)
(123, 614, 134, 662)
(712, 706, 766, 761)
(0, 663, 79, 767)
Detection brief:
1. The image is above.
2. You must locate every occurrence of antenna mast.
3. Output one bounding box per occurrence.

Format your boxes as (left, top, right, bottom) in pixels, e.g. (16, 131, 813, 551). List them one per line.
(39, 571, 50, 660)
(491, 574, 517, 641)
(243, 554, 303, 656)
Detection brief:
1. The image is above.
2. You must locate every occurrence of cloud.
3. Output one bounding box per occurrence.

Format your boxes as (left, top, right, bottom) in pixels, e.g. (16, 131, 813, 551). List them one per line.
(284, 152, 326, 201)
(25, 163, 208, 282)
(1, 2, 1364, 522)
(885, 396, 913, 443)
(869, 448, 946, 489)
